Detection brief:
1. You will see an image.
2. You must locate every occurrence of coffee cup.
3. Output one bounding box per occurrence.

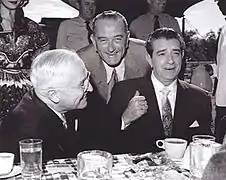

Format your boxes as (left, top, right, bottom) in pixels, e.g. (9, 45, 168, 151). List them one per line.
(156, 138, 188, 160)
(0, 152, 14, 175)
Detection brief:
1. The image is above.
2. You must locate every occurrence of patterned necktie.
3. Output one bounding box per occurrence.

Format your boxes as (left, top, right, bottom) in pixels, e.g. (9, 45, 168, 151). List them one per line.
(154, 15, 160, 31)
(85, 21, 92, 44)
(107, 68, 118, 103)
(60, 114, 68, 129)
(161, 88, 173, 137)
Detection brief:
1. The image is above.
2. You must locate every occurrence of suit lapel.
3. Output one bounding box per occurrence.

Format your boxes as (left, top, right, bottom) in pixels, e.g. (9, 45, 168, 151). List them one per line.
(124, 50, 141, 79)
(89, 54, 108, 100)
(141, 78, 165, 135)
(173, 80, 190, 136)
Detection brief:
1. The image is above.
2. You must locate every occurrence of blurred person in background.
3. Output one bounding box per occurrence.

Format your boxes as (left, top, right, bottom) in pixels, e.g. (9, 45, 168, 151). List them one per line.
(215, 0, 226, 143)
(129, 0, 181, 41)
(0, 49, 93, 161)
(190, 64, 213, 93)
(0, 0, 49, 124)
(56, 0, 96, 51)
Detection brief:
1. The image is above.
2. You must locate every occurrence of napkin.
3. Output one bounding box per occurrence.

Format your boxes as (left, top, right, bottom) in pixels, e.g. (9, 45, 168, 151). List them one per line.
(45, 164, 75, 174)
(163, 170, 187, 180)
(180, 145, 190, 170)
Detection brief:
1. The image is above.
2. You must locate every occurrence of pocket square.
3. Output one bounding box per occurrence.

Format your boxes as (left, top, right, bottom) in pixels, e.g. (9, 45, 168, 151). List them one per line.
(189, 120, 200, 128)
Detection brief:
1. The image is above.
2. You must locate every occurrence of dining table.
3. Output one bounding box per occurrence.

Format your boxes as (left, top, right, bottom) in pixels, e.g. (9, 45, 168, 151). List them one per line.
(4, 150, 194, 180)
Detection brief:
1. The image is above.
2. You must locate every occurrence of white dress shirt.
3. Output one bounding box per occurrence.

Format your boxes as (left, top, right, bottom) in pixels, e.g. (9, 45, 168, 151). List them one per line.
(122, 73, 177, 130)
(151, 74, 177, 117)
(103, 59, 125, 83)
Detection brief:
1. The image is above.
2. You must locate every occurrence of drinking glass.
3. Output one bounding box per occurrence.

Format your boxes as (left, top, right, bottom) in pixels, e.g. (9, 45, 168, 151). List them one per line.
(190, 135, 221, 179)
(77, 150, 113, 180)
(19, 139, 42, 180)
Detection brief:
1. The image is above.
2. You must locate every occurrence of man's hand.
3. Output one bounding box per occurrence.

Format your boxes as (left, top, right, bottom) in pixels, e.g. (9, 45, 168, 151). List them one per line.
(122, 90, 148, 126)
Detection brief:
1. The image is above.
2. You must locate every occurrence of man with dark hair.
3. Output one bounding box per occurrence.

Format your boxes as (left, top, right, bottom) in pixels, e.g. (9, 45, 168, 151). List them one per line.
(108, 27, 212, 154)
(77, 10, 151, 103)
(56, 0, 96, 51)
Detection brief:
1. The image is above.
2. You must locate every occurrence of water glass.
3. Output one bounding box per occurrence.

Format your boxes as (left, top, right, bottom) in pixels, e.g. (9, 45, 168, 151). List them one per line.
(19, 139, 43, 180)
(77, 150, 113, 180)
(190, 135, 221, 179)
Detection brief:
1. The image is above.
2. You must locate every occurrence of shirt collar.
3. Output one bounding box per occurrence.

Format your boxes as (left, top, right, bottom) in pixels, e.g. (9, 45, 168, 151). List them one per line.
(103, 59, 125, 83)
(151, 73, 177, 94)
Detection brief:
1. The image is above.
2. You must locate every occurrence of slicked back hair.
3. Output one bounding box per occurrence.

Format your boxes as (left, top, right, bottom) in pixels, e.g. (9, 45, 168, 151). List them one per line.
(145, 27, 185, 57)
(92, 10, 129, 35)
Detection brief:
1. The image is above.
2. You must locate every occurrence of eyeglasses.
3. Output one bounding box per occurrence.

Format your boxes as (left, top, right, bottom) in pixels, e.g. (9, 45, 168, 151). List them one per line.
(80, 71, 91, 92)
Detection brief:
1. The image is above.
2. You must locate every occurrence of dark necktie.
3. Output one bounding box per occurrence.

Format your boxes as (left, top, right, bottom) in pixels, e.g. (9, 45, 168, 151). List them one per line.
(161, 88, 173, 137)
(154, 15, 160, 31)
(107, 68, 118, 103)
(85, 21, 92, 44)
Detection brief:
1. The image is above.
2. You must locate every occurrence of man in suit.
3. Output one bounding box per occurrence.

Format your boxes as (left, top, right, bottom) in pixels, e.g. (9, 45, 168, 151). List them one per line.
(108, 28, 212, 154)
(77, 10, 151, 103)
(0, 49, 93, 162)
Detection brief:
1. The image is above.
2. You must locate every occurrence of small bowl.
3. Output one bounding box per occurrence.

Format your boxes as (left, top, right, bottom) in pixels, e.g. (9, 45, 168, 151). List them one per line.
(0, 153, 15, 175)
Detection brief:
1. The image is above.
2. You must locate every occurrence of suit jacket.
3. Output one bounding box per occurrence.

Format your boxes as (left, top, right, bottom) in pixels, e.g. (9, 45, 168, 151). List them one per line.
(77, 38, 151, 102)
(108, 76, 213, 154)
(0, 90, 86, 162)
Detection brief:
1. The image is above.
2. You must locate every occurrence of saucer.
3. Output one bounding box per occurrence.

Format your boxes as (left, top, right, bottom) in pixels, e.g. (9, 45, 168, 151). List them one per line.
(0, 165, 21, 179)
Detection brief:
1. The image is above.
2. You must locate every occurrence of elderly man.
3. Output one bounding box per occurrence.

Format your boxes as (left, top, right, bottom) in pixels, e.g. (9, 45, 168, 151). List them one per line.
(56, 0, 96, 51)
(130, 0, 181, 41)
(77, 10, 151, 103)
(0, 49, 93, 161)
(108, 28, 212, 154)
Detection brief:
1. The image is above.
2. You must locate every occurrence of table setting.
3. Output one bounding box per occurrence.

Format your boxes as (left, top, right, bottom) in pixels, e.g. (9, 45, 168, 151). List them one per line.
(0, 135, 222, 180)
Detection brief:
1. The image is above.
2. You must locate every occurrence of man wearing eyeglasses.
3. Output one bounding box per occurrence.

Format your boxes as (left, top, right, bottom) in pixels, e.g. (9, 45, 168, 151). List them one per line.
(0, 49, 93, 162)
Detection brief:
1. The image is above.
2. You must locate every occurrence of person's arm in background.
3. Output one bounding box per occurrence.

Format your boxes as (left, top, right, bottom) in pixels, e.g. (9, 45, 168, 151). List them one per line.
(56, 21, 68, 49)
(215, 26, 226, 139)
(216, 26, 226, 106)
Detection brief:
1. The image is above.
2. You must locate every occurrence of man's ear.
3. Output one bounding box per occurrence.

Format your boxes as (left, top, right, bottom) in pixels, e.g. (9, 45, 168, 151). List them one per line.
(126, 31, 130, 48)
(47, 89, 60, 104)
(68, 0, 80, 9)
(146, 53, 153, 67)
(73, 0, 80, 9)
(181, 50, 185, 59)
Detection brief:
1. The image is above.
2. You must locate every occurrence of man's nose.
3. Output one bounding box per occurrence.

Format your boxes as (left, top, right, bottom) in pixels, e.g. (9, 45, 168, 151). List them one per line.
(87, 82, 93, 92)
(107, 41, 116, 52)
(168, 53, 175, 64)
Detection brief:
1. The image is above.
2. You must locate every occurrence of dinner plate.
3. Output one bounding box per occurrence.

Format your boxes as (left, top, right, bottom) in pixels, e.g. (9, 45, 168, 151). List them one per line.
(0, 165, 21, 179)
